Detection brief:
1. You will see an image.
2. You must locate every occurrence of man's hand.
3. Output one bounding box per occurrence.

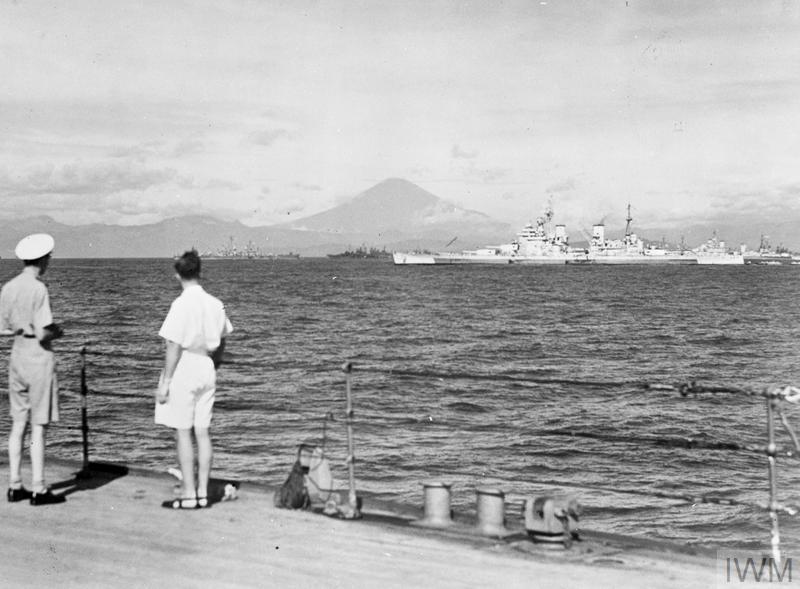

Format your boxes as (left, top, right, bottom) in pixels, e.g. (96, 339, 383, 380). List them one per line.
(156, 372, 170, 404)
(42, 323, 64, 343)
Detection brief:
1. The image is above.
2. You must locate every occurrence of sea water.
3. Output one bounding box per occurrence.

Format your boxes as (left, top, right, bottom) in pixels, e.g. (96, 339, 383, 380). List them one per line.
(1, 257, 799, 552)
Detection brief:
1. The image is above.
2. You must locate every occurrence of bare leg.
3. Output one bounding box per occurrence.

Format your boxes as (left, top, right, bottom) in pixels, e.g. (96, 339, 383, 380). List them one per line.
(175, 428, 196, 498)
(195, 427, 212, 499)
(30, 423, 47, 492)
(8, 420, 27, 488)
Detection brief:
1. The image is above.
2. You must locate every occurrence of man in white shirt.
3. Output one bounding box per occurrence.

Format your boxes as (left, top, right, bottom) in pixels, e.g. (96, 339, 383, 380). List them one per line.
(156, 249, 233, 509)
(0, 233, 65, 506)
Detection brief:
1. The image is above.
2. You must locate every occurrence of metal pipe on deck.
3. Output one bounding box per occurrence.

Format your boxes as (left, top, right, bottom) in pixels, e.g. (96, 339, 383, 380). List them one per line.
(766, 392, 781, 563)
(342, 361, 361, 519)
(76, 346, 91, 479)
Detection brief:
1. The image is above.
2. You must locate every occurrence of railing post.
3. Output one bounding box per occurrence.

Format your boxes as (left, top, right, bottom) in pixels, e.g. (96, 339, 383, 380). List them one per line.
(76, 346, 92, 479)
(766, 391, 780, 564)
(342, 361, 361, 518)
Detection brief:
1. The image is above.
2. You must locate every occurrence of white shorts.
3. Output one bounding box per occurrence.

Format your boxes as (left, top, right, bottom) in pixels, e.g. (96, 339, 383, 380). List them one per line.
(8, 338, 59, 425)
(154, 351, 216, 430)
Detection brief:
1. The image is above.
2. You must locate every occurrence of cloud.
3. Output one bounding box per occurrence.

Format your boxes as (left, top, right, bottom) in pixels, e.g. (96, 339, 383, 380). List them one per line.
(0, 161, 177, 197)
(456, 160, 511, 183)
(204, 178, 241, 190)
(107, 143, 163, 160)
(451, 144, 478, 159)
(479, 167, 510, 183)
(545, 178, 576, 193)
(248, 128, 288, 146)
(172, 139, 205, 157)
(293, 182, 322, 192)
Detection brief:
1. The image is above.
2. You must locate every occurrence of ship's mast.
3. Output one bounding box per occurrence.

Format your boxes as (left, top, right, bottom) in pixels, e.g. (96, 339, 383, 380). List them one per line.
(625, 203, 633, 237)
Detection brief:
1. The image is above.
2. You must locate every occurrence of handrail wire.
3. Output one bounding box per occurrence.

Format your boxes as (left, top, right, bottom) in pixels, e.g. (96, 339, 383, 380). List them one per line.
(60, 350, 800, 554)
(502, 478, 799, 516)
(525, 428, 797, 459)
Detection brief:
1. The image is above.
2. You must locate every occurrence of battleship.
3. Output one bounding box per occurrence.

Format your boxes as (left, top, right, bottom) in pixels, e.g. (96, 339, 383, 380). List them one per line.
(200, 236, 300, 260)
(393, 205, 699, 265)
(394, 203, 800, 266)
(394, 207, 586, 265)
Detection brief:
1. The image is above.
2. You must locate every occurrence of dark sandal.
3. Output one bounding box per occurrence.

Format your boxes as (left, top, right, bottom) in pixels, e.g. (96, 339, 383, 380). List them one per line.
(162, 497, 198, 509)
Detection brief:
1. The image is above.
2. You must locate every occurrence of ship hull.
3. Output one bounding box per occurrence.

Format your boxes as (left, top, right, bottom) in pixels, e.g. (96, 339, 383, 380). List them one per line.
(695, 255, 744, 265)
(744, 254, 796, 265)
(392, 252, 436, 265)
(586, 254, 698, 264)
(432, 253, 512, 264)
(508, 257, 569, 265)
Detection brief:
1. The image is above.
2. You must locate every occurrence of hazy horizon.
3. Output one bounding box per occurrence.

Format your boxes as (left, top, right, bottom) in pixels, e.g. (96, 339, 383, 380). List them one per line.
(2, 1, 799, 235)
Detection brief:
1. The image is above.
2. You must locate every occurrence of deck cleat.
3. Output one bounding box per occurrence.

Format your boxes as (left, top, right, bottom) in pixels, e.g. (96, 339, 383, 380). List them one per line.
(524, 495, 581, 548)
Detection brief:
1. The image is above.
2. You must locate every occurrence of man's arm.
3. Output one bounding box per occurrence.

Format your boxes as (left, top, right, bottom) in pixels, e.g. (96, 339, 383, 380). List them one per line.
(156, 340, 183, 404)
(210, 338, 226, 369)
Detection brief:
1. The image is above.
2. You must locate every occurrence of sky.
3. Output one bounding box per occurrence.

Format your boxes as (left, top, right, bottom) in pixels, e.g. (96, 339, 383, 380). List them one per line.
(1, 0, 799, 233)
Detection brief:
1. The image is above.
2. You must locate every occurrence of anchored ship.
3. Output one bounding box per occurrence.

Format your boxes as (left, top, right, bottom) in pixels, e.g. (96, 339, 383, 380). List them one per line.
(693, 231, 744, 265)
(329, 245, 392, 260)
(393, 203, 796, 267)
(200, 236, 299, 260)
(586, 205, 696, 264)
(743, 235, 797, 265)
(394, 207, 585, 265)
(508, 208, 588, 264)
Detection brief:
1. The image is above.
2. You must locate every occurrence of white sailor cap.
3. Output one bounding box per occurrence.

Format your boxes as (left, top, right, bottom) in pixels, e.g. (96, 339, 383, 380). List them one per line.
(15, 233, 55, 261)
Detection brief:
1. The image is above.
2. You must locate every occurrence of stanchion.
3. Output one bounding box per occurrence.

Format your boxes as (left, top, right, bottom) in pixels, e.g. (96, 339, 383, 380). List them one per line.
(76, 346, 92, 479)
(341, 361, 361, 519)
(766, 391, 781, 563)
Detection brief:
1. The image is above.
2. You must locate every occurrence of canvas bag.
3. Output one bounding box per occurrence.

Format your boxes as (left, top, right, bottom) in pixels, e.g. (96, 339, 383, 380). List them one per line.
(274, 448, 310, 509)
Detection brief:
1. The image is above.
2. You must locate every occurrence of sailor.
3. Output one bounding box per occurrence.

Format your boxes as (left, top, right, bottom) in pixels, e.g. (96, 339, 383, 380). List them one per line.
(155, 249, 233, 509)
(0, 233, 66, 505)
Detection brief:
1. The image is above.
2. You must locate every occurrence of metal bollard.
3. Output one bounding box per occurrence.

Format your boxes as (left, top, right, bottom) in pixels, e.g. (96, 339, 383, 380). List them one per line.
(524, 496, 580, 548)
(415, 481, 454, 528)
(475, 487, 509, 537)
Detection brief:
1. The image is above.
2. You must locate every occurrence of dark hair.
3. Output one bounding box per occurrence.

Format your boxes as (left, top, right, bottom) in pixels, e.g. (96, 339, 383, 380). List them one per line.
(174, 249, 201, 280)
(23, 254, 51, 268)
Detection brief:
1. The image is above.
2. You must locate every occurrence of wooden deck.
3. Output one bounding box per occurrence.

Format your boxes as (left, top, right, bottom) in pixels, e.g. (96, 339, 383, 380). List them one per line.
(0, 459, 718, 588)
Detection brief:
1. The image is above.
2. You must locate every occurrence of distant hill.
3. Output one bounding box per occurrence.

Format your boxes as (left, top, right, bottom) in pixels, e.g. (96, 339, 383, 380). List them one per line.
(0, 179, 513, 258)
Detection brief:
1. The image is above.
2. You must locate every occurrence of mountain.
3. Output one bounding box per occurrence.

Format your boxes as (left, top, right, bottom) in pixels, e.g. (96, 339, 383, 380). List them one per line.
(280, 178, 510, 243)
(0, 179, 513, 258)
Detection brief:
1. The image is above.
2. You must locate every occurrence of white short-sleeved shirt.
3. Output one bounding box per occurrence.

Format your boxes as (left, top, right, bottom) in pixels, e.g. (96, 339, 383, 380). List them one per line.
(159, 284, 233, 351)
(0, 271, 54, 340)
